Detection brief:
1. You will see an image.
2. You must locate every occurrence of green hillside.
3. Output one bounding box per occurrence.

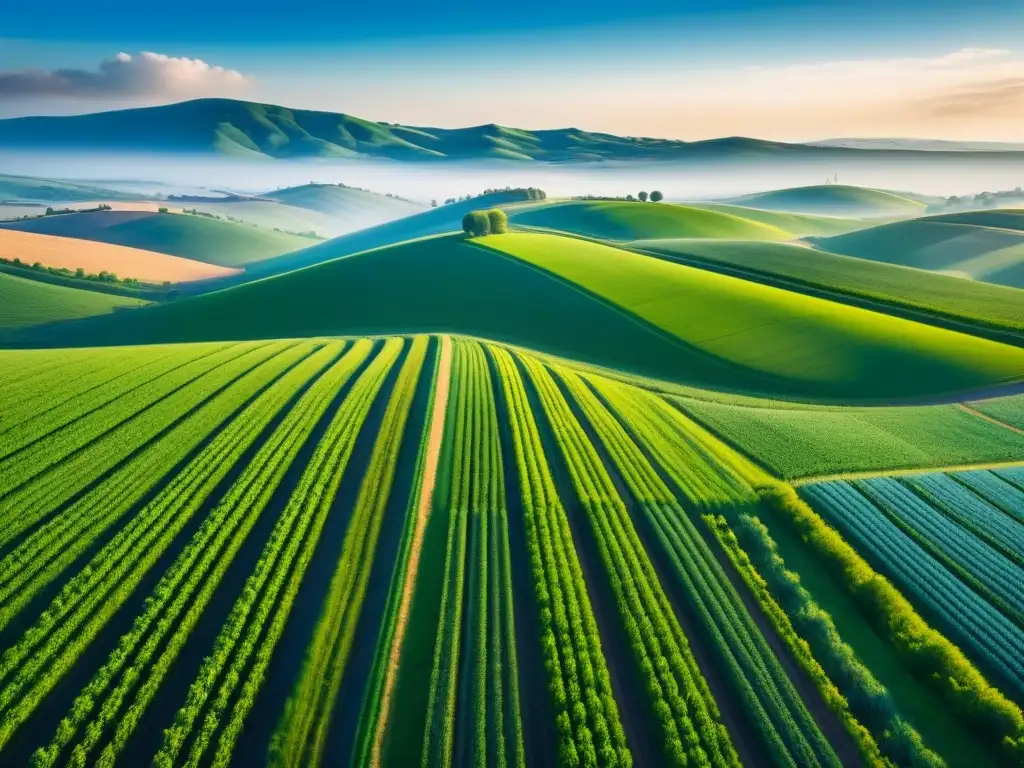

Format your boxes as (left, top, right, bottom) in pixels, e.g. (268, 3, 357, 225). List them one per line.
(683, 203, 870, 237)
(512, 200, 790, 241)
(633, 239, 1024, 334)
(0, 173, 142, 203)
(0, 271, 145, 328)
(729, 185, 926, 218)
(922, 209, 1024, 232)
(0, 211, 310, 268)
(477, 232, 1024, 400)
(263, 183, 422, 216)
(819, 218, 1024, 288)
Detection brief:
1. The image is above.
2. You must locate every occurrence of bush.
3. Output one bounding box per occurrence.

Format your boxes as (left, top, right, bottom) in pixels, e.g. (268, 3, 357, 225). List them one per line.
(650, 191, 664, 202)
(638, 191, 649, 203)
(486, 209, 508, 234)
(158, 207, 169, 214)
(462, 211, 491, 237)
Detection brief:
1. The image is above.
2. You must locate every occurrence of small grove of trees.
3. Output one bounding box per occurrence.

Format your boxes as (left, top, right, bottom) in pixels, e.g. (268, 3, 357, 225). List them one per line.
(571, 190, 664, 202)
(445, 187, 547, 205)
(462, 208, 509, 237)
(0, 256, 142, 286)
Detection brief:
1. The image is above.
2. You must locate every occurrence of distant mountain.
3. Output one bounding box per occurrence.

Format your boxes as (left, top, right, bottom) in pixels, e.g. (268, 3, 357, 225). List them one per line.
(813, 138, 1024, 152)
(4, 98, 1021, 163)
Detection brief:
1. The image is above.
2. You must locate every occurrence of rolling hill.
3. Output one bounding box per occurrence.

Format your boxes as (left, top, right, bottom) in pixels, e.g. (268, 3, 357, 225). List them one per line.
(728, 185, 926, 218)
(681, 203, 871, 237)
(511, 200, 791, 241)
(476, 232, 1024, 399)
(0, 211, 310, 268)
(13, 231, 1024, 401)
(0, 271, 145, 328)
(0, 228, 239, 283)
(632, 239, 1024, 336)
(819, 214, 1024, 288)
(0, 173, 144, 203)
(3, 98, 1023, 163)
(263, 183, 422, 217)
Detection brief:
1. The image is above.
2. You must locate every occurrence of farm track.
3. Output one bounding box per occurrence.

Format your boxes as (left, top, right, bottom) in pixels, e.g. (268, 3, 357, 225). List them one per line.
(581, 378, 862, 767)
(361, 336, 451, 768)
(280, 338, 418, 768)
(515, 354, 661, 766)
(0, 341, 336, 766)
(487, 346, 556, 768)
(960, 404, 1024, 436)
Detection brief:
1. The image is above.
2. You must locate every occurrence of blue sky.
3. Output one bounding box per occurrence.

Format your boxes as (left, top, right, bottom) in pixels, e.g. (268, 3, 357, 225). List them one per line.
(2, 0, 1023, 140)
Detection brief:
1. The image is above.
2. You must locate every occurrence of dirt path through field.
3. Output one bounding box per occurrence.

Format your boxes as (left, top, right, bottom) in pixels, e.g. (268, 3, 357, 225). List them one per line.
(369, 334, 452, 767)
(959, 404, 1024, 437)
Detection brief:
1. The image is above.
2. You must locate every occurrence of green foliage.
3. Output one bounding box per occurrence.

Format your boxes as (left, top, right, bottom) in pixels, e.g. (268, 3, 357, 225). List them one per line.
(765, 484, 1024, 765)
(487, 208, 509, 234)
(463, 211, 492, 237)
(638, 191, 649, 203)
(649, 191, 663, 202)
(677, 397, 1024, 479)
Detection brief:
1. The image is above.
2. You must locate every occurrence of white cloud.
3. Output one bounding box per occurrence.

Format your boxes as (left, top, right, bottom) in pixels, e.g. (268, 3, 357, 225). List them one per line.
(0, 51, 252, 99)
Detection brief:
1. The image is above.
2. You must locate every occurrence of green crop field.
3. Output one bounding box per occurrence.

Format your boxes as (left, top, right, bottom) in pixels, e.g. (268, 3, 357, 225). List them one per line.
(0, 210, 311, 268)
(820, 217, 1024, 288)
(0, 271, 146, 328)
(633, 238, 1024, 334)
(1, 335, 1021, 768)
(511, 199, 792, 240)
(478, 231, 1024, 400)
(681, 203, 871, 237)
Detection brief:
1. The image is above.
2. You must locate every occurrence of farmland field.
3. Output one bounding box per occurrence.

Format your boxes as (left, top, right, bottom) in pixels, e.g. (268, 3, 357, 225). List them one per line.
(0, 333, 1021, 768)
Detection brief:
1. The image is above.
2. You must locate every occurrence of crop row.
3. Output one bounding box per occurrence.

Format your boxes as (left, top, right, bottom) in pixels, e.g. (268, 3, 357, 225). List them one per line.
(589, 378, 938, 766)
(354, 335, 451, 768)
(264, 337, 428, 768)
(901, 472, 1024, 567)
(523, 353, 743, 768)
(802, 481, 1024, 700)
(0, 341, 276, 541)
(489, 345, 630, 768)
(855, 477, 1024, 624)
(420, 340, 524, 768)
(0, 340, 309, 632)
(23, 340, 379, 768)
(0, 344, 181, 443)
(152, 338, 407, 768)
(557, 363, 846, 768)
(957, 470, 1024, 524)
(2, 340, 345, 763)
(0, 341, 338, 756)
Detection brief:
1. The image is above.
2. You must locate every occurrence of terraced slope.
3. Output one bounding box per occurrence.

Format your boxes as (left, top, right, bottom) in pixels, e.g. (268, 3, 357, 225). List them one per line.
(512, 200, 790, 241)
(728, 185, 926, 218)
(633, 239, 1024, 334)
(819, 217, 1024, 288)
(0, 271, 146, 328)
(0, 210, 309, 268)
(479, 232, 1024, 400)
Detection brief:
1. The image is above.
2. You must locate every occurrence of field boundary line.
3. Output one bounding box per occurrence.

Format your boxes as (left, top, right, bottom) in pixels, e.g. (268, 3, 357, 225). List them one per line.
(792, 459, 1024, 486)
(369, 334, 452, 767)
(959, 404, 1024, 437)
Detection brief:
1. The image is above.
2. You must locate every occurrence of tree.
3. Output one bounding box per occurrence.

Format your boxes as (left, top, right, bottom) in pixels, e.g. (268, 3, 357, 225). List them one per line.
(626, 194, 635, 202)
(158, 207, 169, 214)
(650, 190, 664, 202)
(487, 208, 508, 234)
(431, 199, 438, 208)
(75, 267, 86, 279)
(462, 211, 491, 237)
(638, 191, 649, 203)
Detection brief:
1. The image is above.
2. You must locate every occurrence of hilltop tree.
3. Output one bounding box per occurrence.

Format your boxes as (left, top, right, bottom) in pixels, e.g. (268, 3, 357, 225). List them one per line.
(650, 190, 663, 202)
(638, 191, 649, 203)
(462, 211, 491, 237)
(487, 208, 509, 234)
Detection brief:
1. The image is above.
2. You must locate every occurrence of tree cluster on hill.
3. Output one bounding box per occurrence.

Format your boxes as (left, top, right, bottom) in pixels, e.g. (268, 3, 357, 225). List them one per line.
(0, 256, 142, 286)
(444, 187, 547, 205)
(462, 209, 509, 237)
(572, 190, 664, 202)
(182, 208, 222, 220)
(930, 187, 1024, 212)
